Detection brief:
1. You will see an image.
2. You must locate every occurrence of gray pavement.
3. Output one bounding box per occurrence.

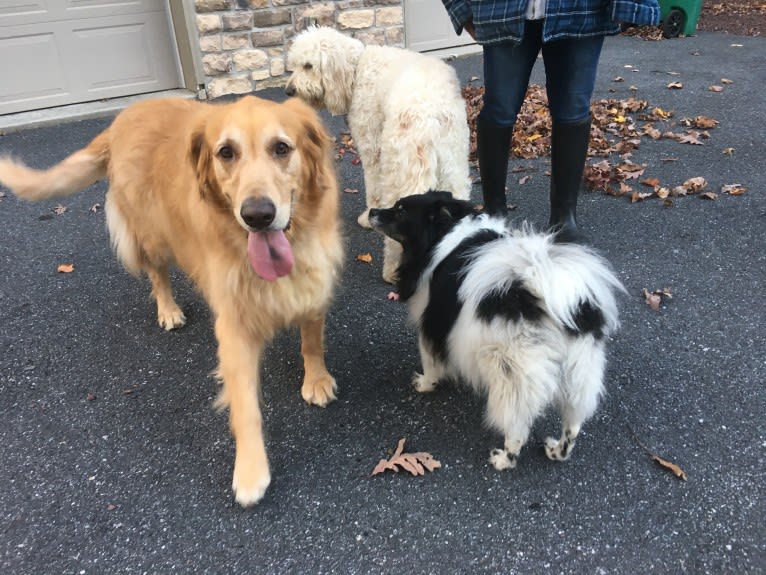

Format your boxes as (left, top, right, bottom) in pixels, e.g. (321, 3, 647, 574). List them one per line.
(1, 32, 764, 574)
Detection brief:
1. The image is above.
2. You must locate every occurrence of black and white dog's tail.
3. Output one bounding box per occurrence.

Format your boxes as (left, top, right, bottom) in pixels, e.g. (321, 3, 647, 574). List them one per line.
(453, 219, 626, 339)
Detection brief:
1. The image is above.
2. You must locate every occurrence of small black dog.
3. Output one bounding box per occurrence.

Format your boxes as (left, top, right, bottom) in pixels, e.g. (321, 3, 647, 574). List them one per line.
(370, 191, 625, 470)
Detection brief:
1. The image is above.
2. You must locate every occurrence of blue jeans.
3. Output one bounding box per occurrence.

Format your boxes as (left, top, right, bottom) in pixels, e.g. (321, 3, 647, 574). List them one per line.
(480, 20, 605, 126)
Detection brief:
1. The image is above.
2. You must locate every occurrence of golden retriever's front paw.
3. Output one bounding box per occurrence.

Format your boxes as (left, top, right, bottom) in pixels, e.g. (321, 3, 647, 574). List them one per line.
(158, 305, 186, 331)
(301, 372, 337, 407)
(382, 266, 398, 285)
(232, 458, 271, 507)
(357, 209, 372, 229)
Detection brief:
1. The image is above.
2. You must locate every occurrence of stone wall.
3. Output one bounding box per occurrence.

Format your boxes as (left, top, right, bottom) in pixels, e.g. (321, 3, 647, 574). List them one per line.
(193, 0, 405, 99)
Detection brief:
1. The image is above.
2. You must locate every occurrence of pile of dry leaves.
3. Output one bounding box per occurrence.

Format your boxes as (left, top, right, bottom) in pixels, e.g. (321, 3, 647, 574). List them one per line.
(462, 81, 747, 204)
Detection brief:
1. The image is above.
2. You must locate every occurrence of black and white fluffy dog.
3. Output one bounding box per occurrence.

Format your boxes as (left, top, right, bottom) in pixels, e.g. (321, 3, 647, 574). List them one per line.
(369, 191, 626, 470)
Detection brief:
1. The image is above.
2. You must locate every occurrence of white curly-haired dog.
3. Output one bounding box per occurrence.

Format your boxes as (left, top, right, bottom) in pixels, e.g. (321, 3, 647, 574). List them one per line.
(286, 26, 471, 283)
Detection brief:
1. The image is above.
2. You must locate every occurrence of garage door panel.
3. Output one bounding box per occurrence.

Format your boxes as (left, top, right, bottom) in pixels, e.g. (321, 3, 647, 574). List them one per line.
(72, 14, 177, 94)
(0, 27, 71, 111)
(0, 1, 180, 114)
(0, 1, 163, 24)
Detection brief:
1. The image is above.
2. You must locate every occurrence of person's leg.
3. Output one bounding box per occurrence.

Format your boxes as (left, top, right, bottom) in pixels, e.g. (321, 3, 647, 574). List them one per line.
(542, 35, 605, 243)
(478, 21, 543, 215)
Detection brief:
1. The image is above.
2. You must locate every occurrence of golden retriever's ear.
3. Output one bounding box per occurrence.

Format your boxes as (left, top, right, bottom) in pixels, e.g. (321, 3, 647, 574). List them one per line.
(286, 98, 333, 190)
(189, 123, 221, 200)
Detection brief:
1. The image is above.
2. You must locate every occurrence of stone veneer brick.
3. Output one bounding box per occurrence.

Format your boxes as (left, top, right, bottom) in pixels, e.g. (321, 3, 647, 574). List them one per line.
(195, 0, 231, 12)
(337, 10, 375, 29)
(193, 1, 408, 99)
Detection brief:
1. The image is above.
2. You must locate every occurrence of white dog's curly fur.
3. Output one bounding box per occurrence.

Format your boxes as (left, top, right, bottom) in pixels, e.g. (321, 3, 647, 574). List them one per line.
(286, 27, 471, 283)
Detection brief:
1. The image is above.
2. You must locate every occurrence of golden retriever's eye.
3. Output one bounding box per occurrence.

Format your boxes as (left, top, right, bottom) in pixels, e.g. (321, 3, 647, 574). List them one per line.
(303, 63, 313, 71)
(218, 145, 235, 161)
(274, 141, 292, 158)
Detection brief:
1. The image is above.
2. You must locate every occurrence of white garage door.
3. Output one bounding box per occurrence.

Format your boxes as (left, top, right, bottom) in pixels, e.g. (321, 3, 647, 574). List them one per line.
(0, 0, 181, 115)
(404, 0, 475, 52)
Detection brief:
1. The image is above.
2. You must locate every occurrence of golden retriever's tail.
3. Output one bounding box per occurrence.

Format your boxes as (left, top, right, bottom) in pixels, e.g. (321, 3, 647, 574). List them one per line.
(0, 129, 110, 201)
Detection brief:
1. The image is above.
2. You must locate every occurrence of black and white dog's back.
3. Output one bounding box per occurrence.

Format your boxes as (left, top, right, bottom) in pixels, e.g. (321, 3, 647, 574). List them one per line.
(370, 191, 626, 470)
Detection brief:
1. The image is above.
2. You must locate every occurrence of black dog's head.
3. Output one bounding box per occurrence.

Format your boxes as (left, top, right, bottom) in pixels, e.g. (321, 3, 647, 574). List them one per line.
(369, 191, 475, 299)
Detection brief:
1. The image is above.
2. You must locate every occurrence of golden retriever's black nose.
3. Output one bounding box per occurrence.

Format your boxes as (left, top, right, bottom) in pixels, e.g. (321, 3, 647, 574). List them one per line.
(240, 197, 275, 230)
(285, 84, 296, 97)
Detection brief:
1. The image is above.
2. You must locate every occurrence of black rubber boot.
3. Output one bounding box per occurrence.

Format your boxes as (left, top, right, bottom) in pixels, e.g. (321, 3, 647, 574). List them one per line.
(476, 116, 513, 216)
(549, 119, 591, 244)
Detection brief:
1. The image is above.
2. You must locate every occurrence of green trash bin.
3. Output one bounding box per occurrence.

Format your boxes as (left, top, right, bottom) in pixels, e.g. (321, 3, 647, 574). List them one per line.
(659, 0, 703, 37)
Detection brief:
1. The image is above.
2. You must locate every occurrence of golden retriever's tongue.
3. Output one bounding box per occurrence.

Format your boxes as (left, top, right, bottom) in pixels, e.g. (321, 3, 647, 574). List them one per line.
(247, 230, 294, 281)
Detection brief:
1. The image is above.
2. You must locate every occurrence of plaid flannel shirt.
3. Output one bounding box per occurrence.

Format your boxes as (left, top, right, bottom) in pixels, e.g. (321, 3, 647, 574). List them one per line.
(442, 0, 659, 45)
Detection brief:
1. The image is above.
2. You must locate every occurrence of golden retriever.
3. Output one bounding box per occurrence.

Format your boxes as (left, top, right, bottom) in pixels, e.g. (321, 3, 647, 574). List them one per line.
(0, 96, 344, 507)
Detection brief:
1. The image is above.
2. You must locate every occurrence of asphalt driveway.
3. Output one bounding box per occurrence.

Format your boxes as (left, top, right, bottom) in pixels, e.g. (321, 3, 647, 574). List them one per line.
(1, 32, 764, 574)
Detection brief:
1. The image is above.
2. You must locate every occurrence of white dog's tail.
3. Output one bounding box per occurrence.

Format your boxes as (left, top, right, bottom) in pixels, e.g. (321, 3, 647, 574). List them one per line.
(0, 129, 110, 201)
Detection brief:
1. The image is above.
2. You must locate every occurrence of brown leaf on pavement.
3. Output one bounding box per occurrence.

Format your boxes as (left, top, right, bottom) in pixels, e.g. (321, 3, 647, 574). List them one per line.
(642, 287, 672, 311)
(52, 204, 67, 215)
(356, 253, 373, 264)
(641, 177, 661, 188)
(371, 438, 442, 477)
(721, 184, 747, 196)
(57, 263, 75, 273)
(628, 425, 688, 481)
(683, 177, 707, 193)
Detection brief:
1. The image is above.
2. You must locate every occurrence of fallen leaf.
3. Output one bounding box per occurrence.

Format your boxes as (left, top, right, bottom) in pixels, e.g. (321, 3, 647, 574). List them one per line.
(641, 177, 661, 188)
(57, 263, 75, 273)
(642, 288, 661, 311)
(667, 81, 683, 89)
(720, 78, 733, 84)
(356, 253, 373, 264)
(618, 182, 633, 195)
(0, 191, 6, 200)
(351, 157, 361, 165)
(613, 76, 625, 82)
(682, 116, 718, 130)
(90, 203, 101, 213)
(52, 204, 67, 215)
(387, 291, 400, 301)
(86, 393, 96, 401)
(721, 184, 747, 196)
(343, 188, 359, 194)
(656, 187, 671, 199)
(683, 177, 707, 193)
(722, 147, 735, 156)
(708, 85, 724, 92)
(371, 438, 441, 477)
(631, 191, 652, 203)
(518, 175, 531, 185)
(676, 132, 704, 145)
(699, 191, 718, 200)
(628, 425, 688, 481)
